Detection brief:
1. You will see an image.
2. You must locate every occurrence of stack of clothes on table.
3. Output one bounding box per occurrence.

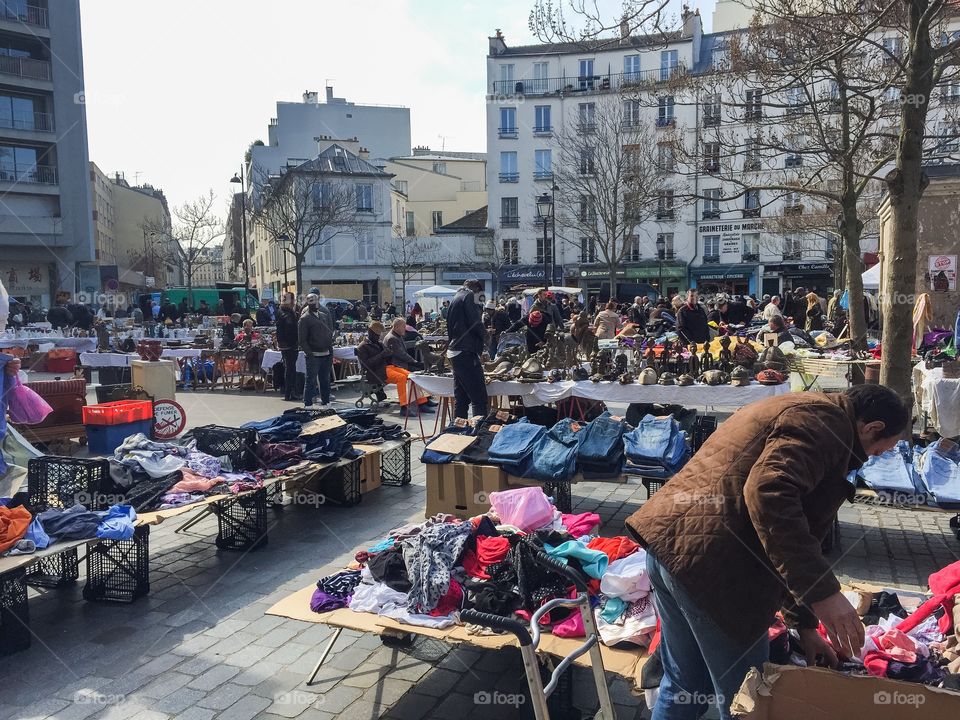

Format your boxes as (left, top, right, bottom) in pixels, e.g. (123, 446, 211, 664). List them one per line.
(94, 408, 407, 513)
(0, 498, 137, 557)
(420, 410, 689, 483)
(309, 485, 659, 648)
(854, 438, 960, 507)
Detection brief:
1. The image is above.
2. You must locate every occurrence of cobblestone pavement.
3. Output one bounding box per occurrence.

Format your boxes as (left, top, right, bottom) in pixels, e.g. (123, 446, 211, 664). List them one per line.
(2, 389, 959, 720)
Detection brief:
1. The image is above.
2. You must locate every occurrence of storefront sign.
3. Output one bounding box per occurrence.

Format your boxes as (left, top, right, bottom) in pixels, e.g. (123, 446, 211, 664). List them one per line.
(720, 234, 741, 258)
(929, 254, 956, 291)
(500, 265, 545, 283)
(578, 265, 687, 280)
(5, 263, 49, 296)
(443, 271, 492, 281)
(765, 263, 832, 275)
(698, 221, 765, 233)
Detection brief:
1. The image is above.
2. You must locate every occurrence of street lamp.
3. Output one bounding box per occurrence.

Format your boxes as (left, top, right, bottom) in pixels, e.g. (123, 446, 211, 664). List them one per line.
(535, 192, 553, 290)
(278, 233, 290, 294)
(230, 169, 250, 294)
(656, 235, 666, 298)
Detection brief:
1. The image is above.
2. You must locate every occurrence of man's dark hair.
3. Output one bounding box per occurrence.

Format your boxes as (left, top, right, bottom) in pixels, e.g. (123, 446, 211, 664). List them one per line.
(843, 385, 910, 438)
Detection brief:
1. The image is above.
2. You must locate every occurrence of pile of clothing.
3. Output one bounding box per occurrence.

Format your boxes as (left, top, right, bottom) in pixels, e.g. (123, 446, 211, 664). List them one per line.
(310, 485, 659, 648)
(421, 410, 689, 483)
(0, 500, 136, 556)
(856, 438, 960, 506)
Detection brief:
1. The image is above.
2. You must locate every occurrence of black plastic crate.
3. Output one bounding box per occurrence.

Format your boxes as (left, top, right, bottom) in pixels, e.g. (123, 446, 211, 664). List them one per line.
(381, 441, 412, 487)
(315, 459, 362, 507)
(543, 480, 572, 514)
(95, 384, 152, 404)
(193, 425, 259, 471)
(215, 489, 268, 551)
(0, 569, 30, 655)
(83, 525, 150, 603)
(641, 477, 666, 499)
(691, 415, 718, 453)
(28, 457, 111, 512)
(26, 547, 79, 588)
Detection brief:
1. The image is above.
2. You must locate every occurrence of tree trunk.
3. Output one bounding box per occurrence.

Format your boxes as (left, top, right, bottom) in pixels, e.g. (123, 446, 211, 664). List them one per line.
(840, 197, 867, 353)
(608, 266, 618, 302)
(295, 252, 305, 298)
(881, 1, 935, 410)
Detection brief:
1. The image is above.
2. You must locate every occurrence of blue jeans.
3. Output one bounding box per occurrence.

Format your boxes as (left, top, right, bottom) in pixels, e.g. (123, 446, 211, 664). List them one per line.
(624, 415, 675, 464)
(647, 552, 768, 720)
(304, 354, 332, 406)
(578, 412, 624, 463)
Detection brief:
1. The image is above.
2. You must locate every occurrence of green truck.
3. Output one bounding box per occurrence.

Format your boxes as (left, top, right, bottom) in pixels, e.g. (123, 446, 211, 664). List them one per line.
(162, 286, 259, 315)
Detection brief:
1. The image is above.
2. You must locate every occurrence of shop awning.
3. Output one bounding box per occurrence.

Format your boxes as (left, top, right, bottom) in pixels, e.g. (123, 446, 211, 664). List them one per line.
(862, 262, 881, 290)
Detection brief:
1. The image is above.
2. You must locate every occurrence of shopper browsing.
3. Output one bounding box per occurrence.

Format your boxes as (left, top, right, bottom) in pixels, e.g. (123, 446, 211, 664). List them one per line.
(626, 385, 909, 720)
(446, 279, 488, 419)
(297, 293, 334, 408)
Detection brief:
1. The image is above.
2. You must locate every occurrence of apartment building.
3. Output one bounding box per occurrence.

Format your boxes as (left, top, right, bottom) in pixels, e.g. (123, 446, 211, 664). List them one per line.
(110, 174, 178, 288)
(249, 139, 394, 302)
(485, 7, 960, 299)
(192, 245, 224, 287)
(0, 0, 93, 307)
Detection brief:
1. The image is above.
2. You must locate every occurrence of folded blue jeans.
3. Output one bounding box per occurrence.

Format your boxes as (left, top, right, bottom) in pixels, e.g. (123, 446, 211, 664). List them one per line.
(625, 415, 675, 464)
(577, 412, 625, 464)
(917, 440, 960, 504)
(488, 419, 545, 464)
(522, 421, 580, 482)
(859, 440, 919, 494)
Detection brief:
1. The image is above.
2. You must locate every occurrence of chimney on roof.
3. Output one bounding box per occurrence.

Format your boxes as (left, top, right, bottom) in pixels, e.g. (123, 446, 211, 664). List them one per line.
(489, 29, 506, 56)
(620, 15, 630, 43)
(413, 145, 431, 156)
(359, 147, 369, 159)
(681, 3, 701, 36)
(303, 90, 319, 104)
(326, 86, 334, 102)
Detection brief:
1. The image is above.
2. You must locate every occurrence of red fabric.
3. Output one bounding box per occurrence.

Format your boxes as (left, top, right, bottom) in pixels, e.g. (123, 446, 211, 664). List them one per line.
(896, 559, 960, 636)
(863, 651, 891, 677)
(648, 619, 661, 655)
(768, 614, 788, 641)
(429, 580, 464, 617)
(462, 536, 510, 580)
(587, 536, 640, 563)
(561, 512, 601, 538)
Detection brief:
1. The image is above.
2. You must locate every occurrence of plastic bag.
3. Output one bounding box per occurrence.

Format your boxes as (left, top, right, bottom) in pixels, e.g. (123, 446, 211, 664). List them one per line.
(7, 377, 53, 424)
(488, 486, 555, 531)
(839, 289, 850, 311)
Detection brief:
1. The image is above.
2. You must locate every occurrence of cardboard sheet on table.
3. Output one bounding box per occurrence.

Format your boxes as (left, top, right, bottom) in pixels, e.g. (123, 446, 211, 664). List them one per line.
(426, 433, 478, 454)
(731, 662, 960, 719)
(267, 585, 648, 686)
(302, 415, 346, 434)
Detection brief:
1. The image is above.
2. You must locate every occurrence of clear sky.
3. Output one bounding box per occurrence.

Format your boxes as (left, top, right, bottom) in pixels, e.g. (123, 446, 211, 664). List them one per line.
(79, 0, 715, 214)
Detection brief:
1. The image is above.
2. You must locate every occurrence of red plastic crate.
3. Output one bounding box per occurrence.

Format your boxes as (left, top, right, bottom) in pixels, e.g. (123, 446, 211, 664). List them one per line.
(82, 399, 154, 426)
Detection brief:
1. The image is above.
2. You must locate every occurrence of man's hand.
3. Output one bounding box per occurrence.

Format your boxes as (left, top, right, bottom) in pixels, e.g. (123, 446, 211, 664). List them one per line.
(811, 592, 865, 660)
(798, 628, 839, 668)
(4, 358, 21, 376)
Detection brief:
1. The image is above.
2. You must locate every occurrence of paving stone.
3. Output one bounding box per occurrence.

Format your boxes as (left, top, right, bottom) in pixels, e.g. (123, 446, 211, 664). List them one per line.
(410, 668, 461, 697)
(339, 662, 392, 689)
(153, 688, 207, 714)
(430, 693, 478, 720)
(132, 653, 183, 678)
(215, 693, 272, 720)
(187, 664, 240, 691)
(224, 642, 276, 668)
(197, 683, 249, 711)
(310, 684, 362, 714)
(171, 709, 216, 720)
(138, 671, 195, 699)
(232, 662, 284, 687)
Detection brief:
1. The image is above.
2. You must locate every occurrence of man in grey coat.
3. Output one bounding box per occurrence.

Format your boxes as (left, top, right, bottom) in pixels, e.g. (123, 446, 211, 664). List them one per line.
(297, 293, 334, 407)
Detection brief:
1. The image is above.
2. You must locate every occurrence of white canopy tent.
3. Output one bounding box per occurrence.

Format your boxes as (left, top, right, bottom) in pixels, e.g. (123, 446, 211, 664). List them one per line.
(862, 263, 881, 291)
(414, 285, 461, 298)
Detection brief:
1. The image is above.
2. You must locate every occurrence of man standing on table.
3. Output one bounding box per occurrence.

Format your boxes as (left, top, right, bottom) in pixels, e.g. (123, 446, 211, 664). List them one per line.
(626, 385, 909, 720)
(446, 279, 488, 419)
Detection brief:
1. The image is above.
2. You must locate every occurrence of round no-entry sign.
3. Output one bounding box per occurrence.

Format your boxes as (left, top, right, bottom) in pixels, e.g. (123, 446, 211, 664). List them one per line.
(153, 399, 187, 439)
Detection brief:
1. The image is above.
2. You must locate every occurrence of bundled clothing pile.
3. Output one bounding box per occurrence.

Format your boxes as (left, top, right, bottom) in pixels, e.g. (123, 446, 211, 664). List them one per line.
(0, 499, 137, 556)
(855, 438, 960, 506)
(309, 486, 658, 648)
(623, 415, 690, 479)
(421, 410, 689, 483)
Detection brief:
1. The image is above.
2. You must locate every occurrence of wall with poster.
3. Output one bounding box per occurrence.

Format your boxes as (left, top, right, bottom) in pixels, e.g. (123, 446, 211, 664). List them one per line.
(3, 263, 51, 307)
(929, 254, 957, 291)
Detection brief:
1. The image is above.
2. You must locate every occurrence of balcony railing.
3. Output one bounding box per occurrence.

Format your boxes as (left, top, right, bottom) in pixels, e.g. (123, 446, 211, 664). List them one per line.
(1, 4, 47, 28)
(742, 253, 759, 262)
(0, 55, 50, 81)
(497, 127, 518, 139)
(702, 209, 721, 220)
(490, 65, 687, 97)
(0, 110, 53, 132)
(703, 114, 721, 127)
(577, 121, 596, 134)
(783, 204, 804, 216)
(533, 170, 553, 181)
(533, 125, 553, 135)
(703, 255, 720, 264)
(743, 207, 761, 218)
(783, 251, 802, 260)
(656, 116, 676, 128)
(785, 156, 802, 168)
(501, 216, 520, 228)
(745, 109, 763, 121)
(0, 165, 57, 185)
(785, 105, 806, 116)
(498, 172, 519, 183)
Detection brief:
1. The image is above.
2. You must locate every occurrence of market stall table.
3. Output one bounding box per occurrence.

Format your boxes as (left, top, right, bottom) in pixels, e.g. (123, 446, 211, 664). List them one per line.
(0, 336, 97, 352)
(789, 355, 880, 391)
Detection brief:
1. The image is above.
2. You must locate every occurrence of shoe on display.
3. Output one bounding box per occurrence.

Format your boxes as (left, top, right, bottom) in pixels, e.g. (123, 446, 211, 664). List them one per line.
(399, 407, 418, 418)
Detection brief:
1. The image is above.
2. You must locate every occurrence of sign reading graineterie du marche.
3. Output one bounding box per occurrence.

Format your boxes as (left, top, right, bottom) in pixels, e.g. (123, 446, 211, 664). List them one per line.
(153, 400, 187, 440)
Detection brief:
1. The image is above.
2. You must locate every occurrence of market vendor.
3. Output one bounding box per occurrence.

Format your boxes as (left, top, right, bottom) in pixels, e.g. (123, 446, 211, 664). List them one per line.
(383, 317, 433, 418)
(234, 318, 260, 344)
(762, 314, 794, 345)
(507, 309, 548, 352)
(627, 385, 909, 720)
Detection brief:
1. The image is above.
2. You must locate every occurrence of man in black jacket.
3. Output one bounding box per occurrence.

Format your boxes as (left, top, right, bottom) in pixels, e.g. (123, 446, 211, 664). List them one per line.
(446, 279, 488, 418)
(275, 292, 300, 401)
(676, 289, 710, 345)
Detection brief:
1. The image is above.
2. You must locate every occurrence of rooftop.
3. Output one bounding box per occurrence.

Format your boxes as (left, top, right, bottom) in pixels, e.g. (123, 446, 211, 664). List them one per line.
(290, 144, 391, 177)
(435, 205, 488, 233)
(490, 30, 685, 57)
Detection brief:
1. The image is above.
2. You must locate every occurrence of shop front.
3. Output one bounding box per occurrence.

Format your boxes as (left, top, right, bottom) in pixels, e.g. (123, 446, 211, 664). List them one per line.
(441, 270, 493, 298)
(6, 262, 53, 308)
(764, 262, 835, 297)
(499, 265, 548, 292)
(690, 264, 758, 296)
(572, 263, 688, 301)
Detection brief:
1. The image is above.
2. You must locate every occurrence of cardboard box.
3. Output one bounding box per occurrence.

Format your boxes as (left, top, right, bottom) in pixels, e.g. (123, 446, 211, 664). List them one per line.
(731, 663, 960, 719)
(359, 452, 381, 494)
(426, 462, 509, 519)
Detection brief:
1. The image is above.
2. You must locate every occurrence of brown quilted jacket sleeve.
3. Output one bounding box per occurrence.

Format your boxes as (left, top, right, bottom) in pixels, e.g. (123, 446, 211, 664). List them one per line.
(743, 405, 845, 610)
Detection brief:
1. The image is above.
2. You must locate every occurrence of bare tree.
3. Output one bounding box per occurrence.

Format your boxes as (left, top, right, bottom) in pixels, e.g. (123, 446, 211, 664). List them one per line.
(252, 167, 361, 293)
(143, 191, 223, 308)
(529, 0, 674, 48)
(380, 227, 441, 305)
(553, 95, 679, 299)
(458, 229, 513, 296)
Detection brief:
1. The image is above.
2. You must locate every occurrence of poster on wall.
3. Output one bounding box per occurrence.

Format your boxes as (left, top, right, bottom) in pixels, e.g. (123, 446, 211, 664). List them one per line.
(929, 255, 957, 291)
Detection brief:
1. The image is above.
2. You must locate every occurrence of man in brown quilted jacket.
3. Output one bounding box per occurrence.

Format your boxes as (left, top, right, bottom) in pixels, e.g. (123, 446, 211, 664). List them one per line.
(626, 385, 908, 720)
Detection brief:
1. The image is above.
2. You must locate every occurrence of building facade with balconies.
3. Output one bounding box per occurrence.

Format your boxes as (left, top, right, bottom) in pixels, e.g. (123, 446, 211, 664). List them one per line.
(0, 0, 93, 307)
